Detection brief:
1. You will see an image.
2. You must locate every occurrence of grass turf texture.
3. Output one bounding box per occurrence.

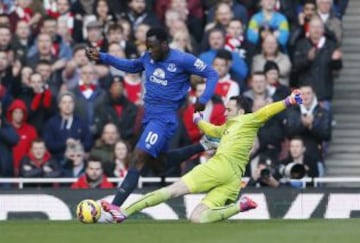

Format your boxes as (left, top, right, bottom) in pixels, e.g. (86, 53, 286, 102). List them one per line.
(1, 219, 359, 243)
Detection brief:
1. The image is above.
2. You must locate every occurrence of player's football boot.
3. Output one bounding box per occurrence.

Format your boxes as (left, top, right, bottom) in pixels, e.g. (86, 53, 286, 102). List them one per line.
(239, 196, 258, 212)
(100, 200, 127, 223)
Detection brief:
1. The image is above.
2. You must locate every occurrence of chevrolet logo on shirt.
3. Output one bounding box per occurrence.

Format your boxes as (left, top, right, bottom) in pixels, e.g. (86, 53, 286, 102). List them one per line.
(150, 68, 168, 86)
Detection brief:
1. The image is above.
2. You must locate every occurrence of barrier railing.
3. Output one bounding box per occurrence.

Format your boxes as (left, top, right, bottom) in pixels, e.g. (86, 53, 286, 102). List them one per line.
(0, 177, 327, 189)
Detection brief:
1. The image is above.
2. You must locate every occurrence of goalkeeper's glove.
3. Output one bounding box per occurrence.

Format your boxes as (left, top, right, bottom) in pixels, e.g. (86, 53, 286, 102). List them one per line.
(193, 112, 203, 125)
(285, 89, 303, 106)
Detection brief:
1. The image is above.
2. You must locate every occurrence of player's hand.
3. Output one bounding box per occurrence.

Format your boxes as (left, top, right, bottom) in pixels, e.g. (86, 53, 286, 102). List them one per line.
(194, 99, 206, 112)
(285, 89, 303, 106)
(193, 112, 203, 125)
(86, 47, 100, 61)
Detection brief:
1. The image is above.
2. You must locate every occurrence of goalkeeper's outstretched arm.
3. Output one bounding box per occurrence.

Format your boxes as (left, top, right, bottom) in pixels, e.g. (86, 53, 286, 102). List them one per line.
(254, 90, 303, 124)
(193, 113, 224, 138)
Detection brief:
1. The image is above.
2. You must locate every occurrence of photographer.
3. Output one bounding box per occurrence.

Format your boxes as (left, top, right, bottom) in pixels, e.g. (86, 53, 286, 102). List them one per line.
(280, 136, 323, 179)
(248, 155, 280, 188)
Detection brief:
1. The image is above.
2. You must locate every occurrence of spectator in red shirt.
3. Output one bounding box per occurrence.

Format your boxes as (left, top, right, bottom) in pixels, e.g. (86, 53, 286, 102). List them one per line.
(212, 49, 240, 103)
(19, 138, 62, 180)
(123, 73, 143, 106)
(183, 79, 226, 143)
(6, 99, 38, 176)
(71, 155, 114, 189)
(27, 72, 54, 134)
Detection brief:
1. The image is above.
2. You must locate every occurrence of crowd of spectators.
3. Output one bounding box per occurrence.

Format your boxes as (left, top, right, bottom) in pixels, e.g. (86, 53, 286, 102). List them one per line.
(0, 0, 346, 188)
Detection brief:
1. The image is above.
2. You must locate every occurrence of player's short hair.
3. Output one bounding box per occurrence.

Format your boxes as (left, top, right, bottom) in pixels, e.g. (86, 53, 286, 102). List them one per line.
(146, 27, 169, 42)
(229, 96, 251, 114)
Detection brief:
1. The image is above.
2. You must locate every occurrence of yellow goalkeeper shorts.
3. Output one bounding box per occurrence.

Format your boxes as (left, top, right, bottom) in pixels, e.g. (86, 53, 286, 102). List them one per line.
(181, 156, 242, 208)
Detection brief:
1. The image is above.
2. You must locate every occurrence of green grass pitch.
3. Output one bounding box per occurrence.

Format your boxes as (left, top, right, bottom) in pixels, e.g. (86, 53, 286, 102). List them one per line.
(1, 219, 359, 243)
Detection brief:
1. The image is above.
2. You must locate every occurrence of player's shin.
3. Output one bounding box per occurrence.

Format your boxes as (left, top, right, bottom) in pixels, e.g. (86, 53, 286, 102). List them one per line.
(124, 188, 171, 216)
(112, 168, 140, 206)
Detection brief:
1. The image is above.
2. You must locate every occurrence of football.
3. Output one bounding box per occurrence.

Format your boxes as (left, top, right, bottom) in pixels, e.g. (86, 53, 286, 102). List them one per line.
(76, 199, 101, 224)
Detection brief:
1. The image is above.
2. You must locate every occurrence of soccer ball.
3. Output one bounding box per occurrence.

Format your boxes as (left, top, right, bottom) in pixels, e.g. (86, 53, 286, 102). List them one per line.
(76, 199, 101, 224)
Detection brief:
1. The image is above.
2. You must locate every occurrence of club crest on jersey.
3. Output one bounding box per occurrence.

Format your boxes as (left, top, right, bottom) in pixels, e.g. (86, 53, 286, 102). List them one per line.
(194, 59, 207, 71)
(167, 63, 177, 72)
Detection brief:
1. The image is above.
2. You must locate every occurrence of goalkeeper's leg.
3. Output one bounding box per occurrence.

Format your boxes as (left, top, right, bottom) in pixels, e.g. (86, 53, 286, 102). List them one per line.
(190, 196, 258, 223)
(123, 180, 190, 217)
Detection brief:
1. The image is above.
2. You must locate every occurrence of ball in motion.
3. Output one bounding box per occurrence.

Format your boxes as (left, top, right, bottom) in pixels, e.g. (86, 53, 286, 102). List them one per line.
(76, 199, 101, 223)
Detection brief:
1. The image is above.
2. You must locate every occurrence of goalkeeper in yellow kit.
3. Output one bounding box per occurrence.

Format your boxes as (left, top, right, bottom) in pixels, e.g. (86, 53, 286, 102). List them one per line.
(106, 90, 303, 223)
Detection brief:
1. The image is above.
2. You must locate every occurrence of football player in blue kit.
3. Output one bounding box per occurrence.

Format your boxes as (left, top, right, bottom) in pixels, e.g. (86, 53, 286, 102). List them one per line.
(86, 27, 219, 222)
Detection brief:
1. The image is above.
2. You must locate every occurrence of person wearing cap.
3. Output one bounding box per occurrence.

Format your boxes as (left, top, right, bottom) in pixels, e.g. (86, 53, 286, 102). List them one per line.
(263, 60, 290, 101)
(85, 20, 107, 52)
(43, 91, 93, 162)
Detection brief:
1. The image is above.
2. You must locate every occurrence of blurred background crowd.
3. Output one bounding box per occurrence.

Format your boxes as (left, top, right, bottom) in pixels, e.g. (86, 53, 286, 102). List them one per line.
(0, 0, 346, 188)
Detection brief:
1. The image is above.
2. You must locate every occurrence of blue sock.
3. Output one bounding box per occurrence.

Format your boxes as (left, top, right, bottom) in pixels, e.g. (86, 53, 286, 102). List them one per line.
(111, 168, 140, 206)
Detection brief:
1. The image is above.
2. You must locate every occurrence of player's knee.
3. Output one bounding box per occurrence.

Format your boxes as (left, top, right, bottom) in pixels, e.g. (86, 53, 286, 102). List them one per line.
(131, 149, 151, 170)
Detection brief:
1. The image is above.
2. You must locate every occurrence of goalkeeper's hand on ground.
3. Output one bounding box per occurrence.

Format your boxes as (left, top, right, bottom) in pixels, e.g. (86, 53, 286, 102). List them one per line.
(285, 89, 303, 106)
(193, 112, 203, 125)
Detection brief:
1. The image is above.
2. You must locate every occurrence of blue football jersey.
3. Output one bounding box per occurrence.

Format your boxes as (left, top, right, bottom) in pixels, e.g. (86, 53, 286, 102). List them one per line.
(100, 49, 218, 114)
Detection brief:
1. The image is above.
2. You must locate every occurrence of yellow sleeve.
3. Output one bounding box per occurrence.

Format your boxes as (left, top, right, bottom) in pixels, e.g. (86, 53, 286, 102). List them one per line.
(254, 101, 286, 124)
(198, 121, 225, 138)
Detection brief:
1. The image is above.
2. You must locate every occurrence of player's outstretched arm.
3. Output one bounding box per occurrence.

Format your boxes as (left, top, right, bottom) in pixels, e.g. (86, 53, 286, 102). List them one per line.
(86, 47, 144, 73)
(193, 112, 224, 138)
(182, 54, 218, 112)
(255, 89, 303, 124)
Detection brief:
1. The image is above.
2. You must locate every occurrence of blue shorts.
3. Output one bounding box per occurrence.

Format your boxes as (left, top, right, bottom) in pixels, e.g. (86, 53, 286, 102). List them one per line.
(136, 115, 178, 158)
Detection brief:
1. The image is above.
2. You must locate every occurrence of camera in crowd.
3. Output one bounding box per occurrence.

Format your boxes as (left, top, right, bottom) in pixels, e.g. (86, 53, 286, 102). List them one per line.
(278, 162, 306, 180)
(258, 157, 307, 180)
(259, 158, 274, 180)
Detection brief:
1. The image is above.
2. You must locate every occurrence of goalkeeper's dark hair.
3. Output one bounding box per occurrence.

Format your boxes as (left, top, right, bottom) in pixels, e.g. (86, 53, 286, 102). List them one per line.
(146, 27, 169, 42)
(229, 96, 251, 114)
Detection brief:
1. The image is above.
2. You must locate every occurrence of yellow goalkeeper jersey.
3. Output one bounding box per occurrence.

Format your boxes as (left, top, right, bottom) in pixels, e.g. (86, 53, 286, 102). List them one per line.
(198, 101, 286, 174)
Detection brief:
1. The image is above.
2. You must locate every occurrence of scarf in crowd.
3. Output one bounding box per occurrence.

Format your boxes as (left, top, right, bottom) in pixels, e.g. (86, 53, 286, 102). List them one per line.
(300, 96, 318, 116)
(15, 5, 33, 22)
